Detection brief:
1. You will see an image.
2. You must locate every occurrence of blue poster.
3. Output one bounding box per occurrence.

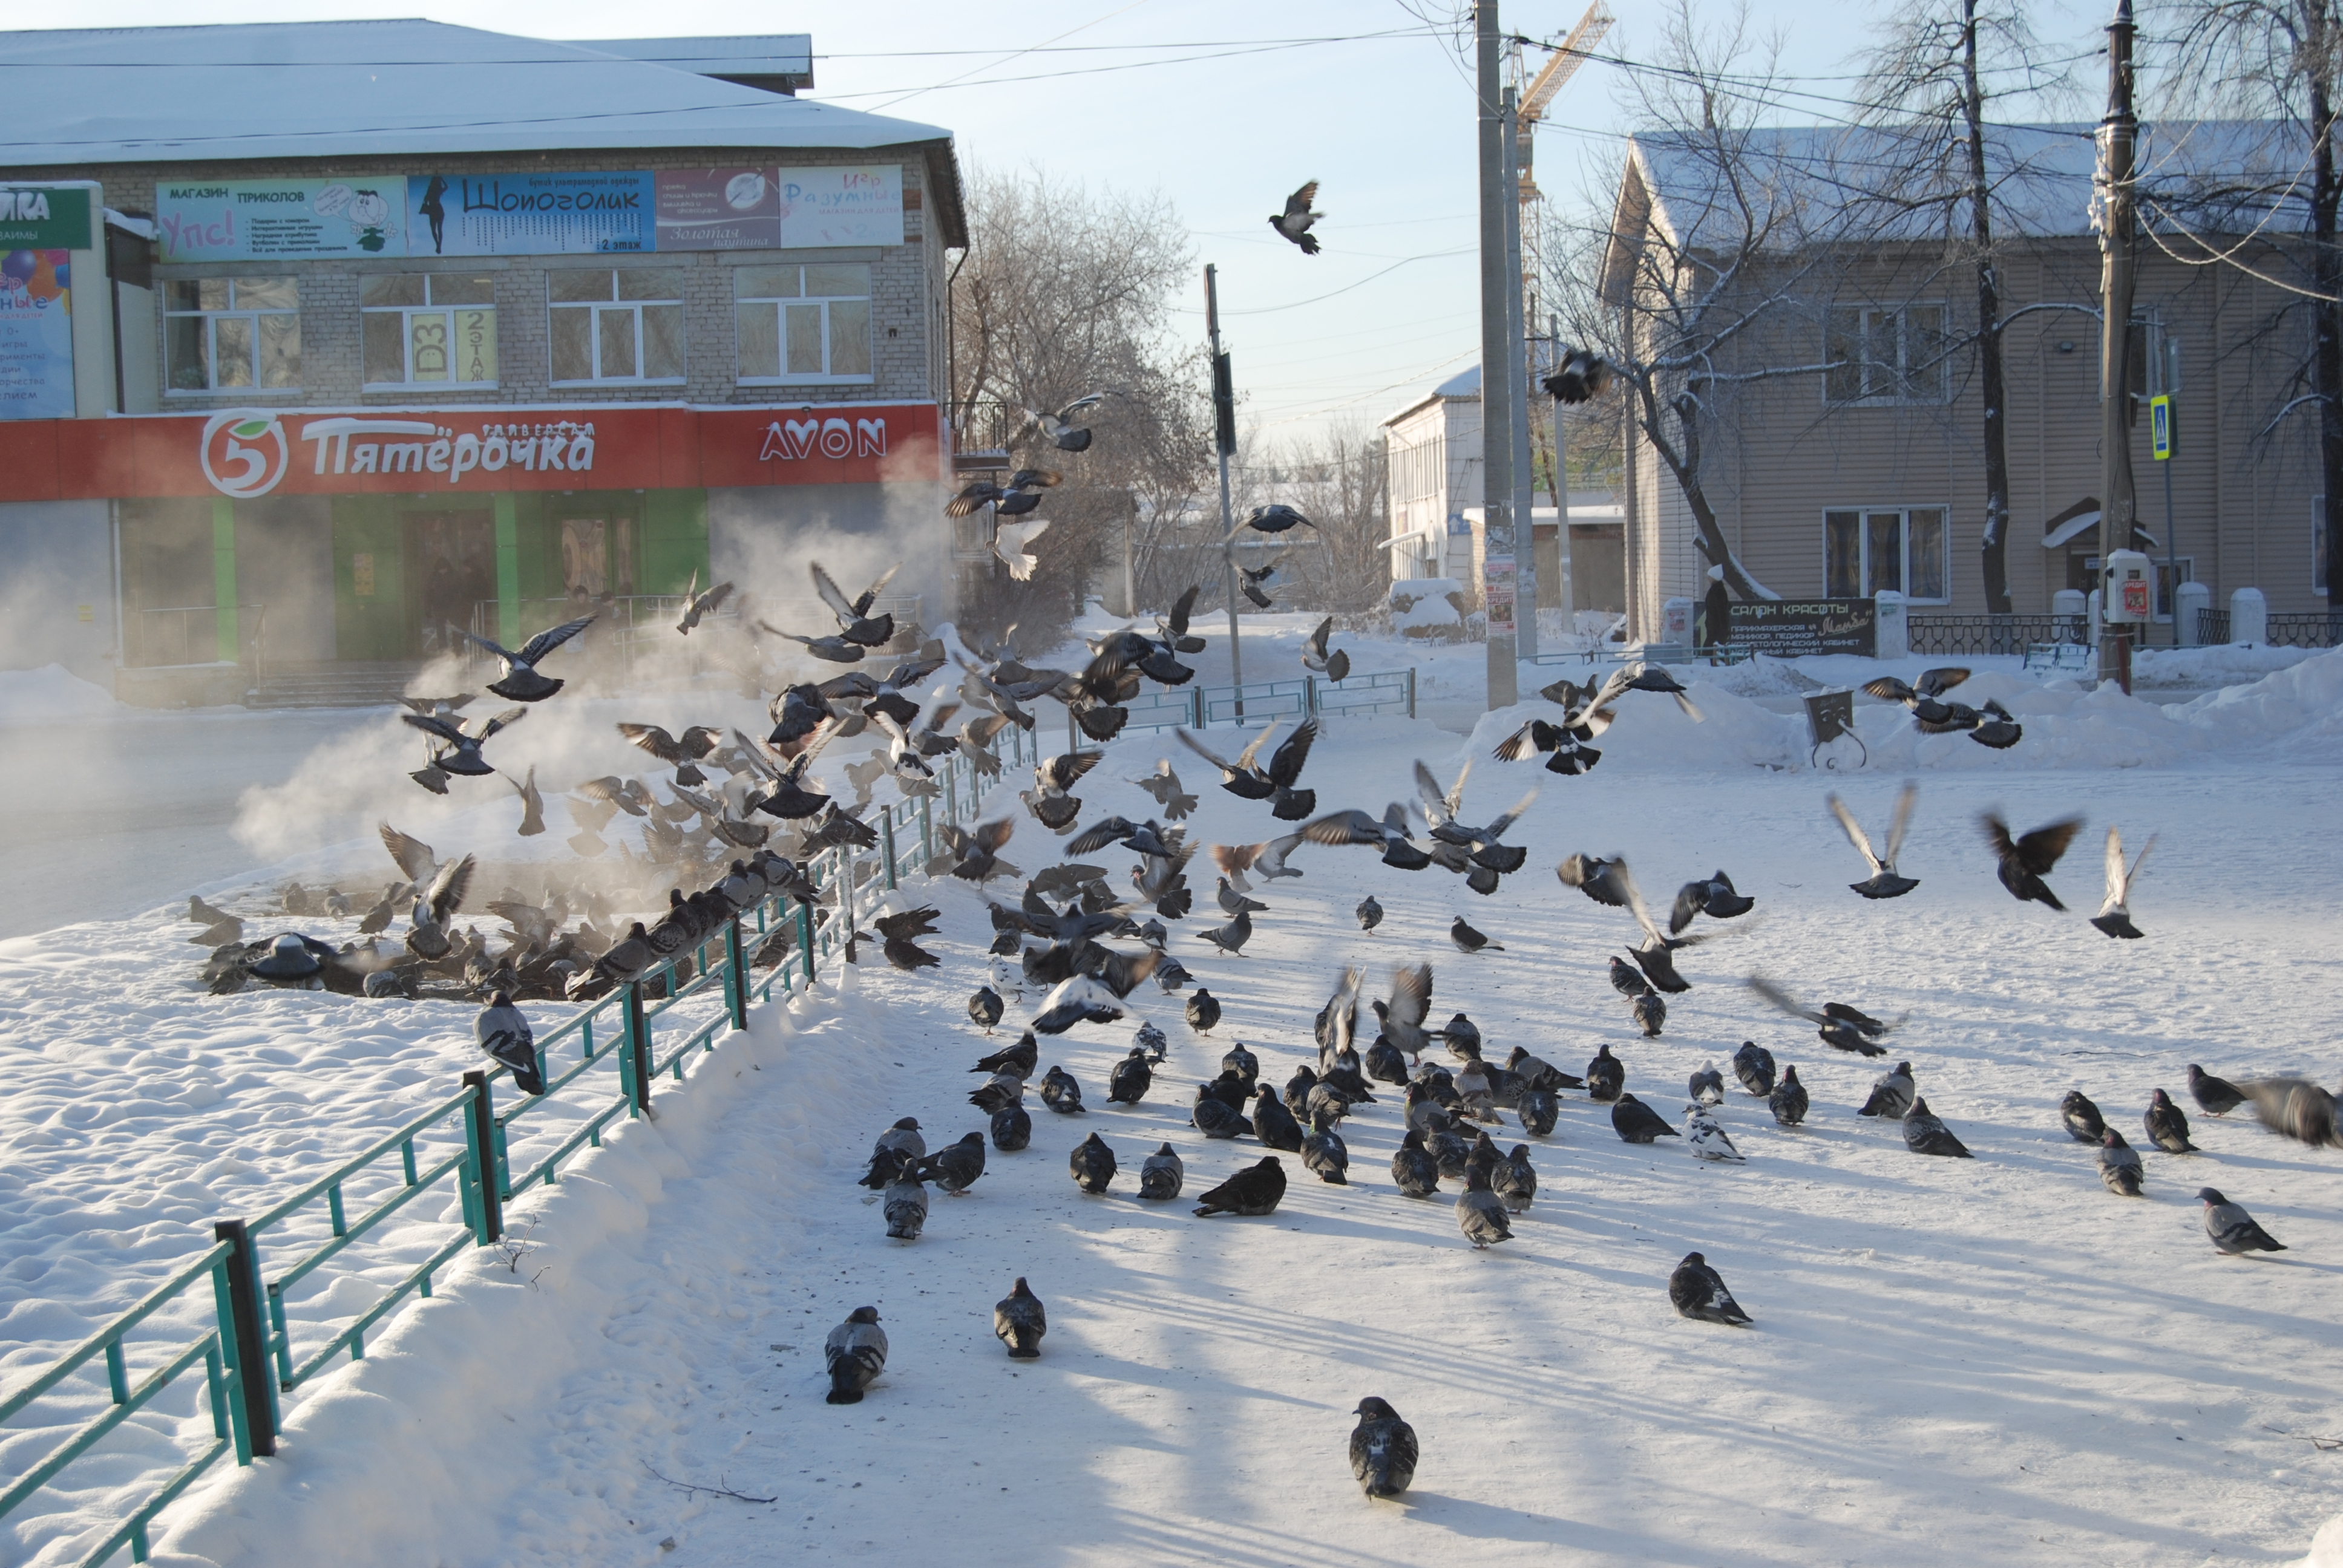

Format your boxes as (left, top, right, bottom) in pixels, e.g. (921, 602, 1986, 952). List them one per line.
(0, 248, 73, 420)
(406, 171, 652, 256)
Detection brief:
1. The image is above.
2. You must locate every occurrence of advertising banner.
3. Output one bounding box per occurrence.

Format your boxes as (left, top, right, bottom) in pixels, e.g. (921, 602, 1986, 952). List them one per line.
(0, 186, 93, 251)
(655, 166, 905, 249)
(773, 166, 905, 247)
(0, 249, 73, 420)
(155, 180, 402, 263)
(1725, 598, 1878, 657)
(407, 171, 652, 256)
(1483, 554, 1517, 635)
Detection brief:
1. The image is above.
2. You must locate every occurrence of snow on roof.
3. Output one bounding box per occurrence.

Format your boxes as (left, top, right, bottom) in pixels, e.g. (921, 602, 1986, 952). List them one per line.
(1381, 362, 1480, 428)
(0, 21, 945, 166)
(578, 34, 814, 94)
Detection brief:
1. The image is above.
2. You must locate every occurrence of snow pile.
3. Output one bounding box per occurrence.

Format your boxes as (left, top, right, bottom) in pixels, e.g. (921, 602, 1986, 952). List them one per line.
(2299, 1515, 2343, 1568)
(2171, 643, 2343, 761)
(2132, 641, 2318, 688)
(0, 662, 118, 722)
(1388, 578, 1463, 634)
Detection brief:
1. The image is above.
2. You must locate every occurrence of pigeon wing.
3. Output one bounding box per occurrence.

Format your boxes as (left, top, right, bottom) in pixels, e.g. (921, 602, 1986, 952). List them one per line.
(1267, 719, 1319, 787)
(516, 615, 595, 666)
(1883, 781, 1919, 866)
(1388, 962, 1433, 1031)
(1284, 181, 1320, 218)
(401, 712, 468, 745)
(1916, 666, 1972, 697)
(1746, 974, 1827, 1028)
(809, 562, 858, 621)
(2013, 817, 2084, 875)
(378, 823, 437, 883)
(1827, 794, 1884, 875)
(1234, 719, 1285, 773)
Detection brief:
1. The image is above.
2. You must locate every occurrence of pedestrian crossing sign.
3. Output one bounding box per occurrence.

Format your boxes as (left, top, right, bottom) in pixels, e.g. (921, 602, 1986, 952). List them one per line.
(2150, 394, 2173, 461)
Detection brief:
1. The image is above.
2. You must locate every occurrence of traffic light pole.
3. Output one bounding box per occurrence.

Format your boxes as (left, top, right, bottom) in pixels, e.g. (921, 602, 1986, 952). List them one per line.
(1205, 263, 1244, 719)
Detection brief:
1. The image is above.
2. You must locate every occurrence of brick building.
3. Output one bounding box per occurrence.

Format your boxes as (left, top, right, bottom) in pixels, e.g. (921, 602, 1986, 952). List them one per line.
(0, 21, 967, 700)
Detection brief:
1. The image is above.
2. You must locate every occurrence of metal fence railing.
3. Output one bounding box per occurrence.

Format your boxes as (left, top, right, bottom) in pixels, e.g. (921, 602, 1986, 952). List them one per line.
(0, 719, 1029, 1566)
(2197, 608, 2341, 649)
(126, 604, 267, 671)
(1906, 615, 2088, 657)
(465, 595, 926, 688)
(1062, 668, 1417, 747)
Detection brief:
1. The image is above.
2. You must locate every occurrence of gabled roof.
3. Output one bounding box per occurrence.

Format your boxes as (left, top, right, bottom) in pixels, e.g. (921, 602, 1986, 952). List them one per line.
(580, 35, 813, 96)
(0, 21, 964, 242)
(1382, 364, 1480, 428)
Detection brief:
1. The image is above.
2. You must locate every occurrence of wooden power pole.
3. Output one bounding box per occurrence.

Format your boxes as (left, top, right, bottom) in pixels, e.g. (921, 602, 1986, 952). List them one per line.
(2095, 0, 2138, 683)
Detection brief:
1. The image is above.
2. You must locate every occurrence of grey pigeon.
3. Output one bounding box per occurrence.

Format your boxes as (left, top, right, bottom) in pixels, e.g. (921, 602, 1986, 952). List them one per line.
(1356, 895, 1383, 932)
(1193, 1155, 1286, 1217)
(1192, 1092, 1253, 1139)
(1860, 1062, 1916, 1120)
(1492, 1144, 1536, 1211)
(1449, 916, 1501, 953)
(1185, 988, 1221, 1034)
(1069, 1131, 1118, 1194)
(1253, 1086, 1305, 1152)
(2197, 1187, 2285, 1254)
(824, 1306, 887, 1403)
(1612, 1093, 1677, 1145)
(1982, 811, 2083, 909)
(1349, 1397, 1418, 1499)
(1455, 1165, 1513, 1248)
(1222, 1042, 1260, 1087)
(2240, 1078, 2341, 1150)
(475, 991, 542, 1095)
(1668, 1252, 1752, 1325)
(1769, 1065, 1809, 1126)
(883, 1165, 928, 1241)
(1197, 908, 1253, 956)
(1040, 1064, 1085, 1114)
(990, 1103, 1032, 1152)
(2187, 1063, 2246, 1117)
(2144, 1089, 2197, 1153)
(1391, 1129, 1442, 1197)
(1302, 1106, 1350, 1185)
(994, 1278, 1046, 1359)
(918, 1131, 988, 1194)
(1731, 1041, 1776, 1097)
(1631, 991, 1666, 1037)
(2059, 1089, 2106, 1143)
(1506, 1047, 1579, 1094)
(2099, 1129, 2144, 1196)
(1902, 1097, 1972, 1158)
(871, 1117, 925, 1161)
(1516, 1088, 1559, 1138)
(968, 986, 1004, 1033)
(1585, 1045, 1624, 1103)
(1688, 1063, 1725, 1106)
(1828, 783, 1920, 898)
(1442, 1013, 1484, 1060)
(1138, 1142, 1185, 1200)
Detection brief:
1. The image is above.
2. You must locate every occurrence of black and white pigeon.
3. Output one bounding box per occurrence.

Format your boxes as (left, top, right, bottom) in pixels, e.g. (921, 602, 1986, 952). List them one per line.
(991, 1102, 1033, 1152)
(1135, 1021, 1169, 1063)
(994, 1278, 1047, 1358)
(1769, 1065, 1810, 1127)
(1139, 1142, 1185, 1200)
(402, 711, 520, 779)
(1302, 1106, 1351, 1185)
(882, 1163, 928, 1241)
(917, 1131, 988, 1194)
(968, 985, 1005, 1033)
(2089, 826, 2156, 938)
(1860, 1062, 1918, 1120)
(1902, 1097, 1973, 1158)
(1193, 1156, 1286, 1217)
(2099, 1128, 2145, 1196)
(1982, 811, 2084, 909)
(1069, 1131, 1118, 1194)
(475, 991, 542, 1095)
(2059, 1089, 2106, 1143)
(824, 1306, 888, 1404)
(1349, 1397, 1418, 1499)
(1040, 1064, 1086, 1114)
(1449, 916, 1501, 954)
(1688, 1063, 1725, 1106)
(1019, 394, 1106, 453)
(2187, 1064, 2246, 1117)
(1455, 1164, 1513, 1249)
(1731, 1042, 1776, 1097)
(1356, 894, 1383, 933)
(1612, 1093, 1678, 1145)
(1492, 1143, 1537, 1211)
(1829, 783, 1921, 899)
(1300, 616, 1351, 682)
(464, 615, 595, 702)
(2197, 1187, 2286, 1254)
(1685, 1103, 1744, 1161)
(1668, 1252, 1753, 1325)
(1746, 976, 1895, 1057)
(1270, 180, 1324, 253)
(2145, 1088, 2197, 1153)
(1185, 988, 1222, 1034)
(1585, 1044, 1625, 1103)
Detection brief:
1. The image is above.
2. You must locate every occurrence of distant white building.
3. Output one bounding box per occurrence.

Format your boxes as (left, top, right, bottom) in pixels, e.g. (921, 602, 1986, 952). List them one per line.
(1380, 363, 1623, 615)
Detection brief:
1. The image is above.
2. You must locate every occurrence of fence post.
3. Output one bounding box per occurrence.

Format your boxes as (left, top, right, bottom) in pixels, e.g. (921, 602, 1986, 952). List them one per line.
(919, 794, 934, 867)
(459, 1072, 504, 1244)
(621, 982, 652, 1115)
(211, 1220, 279, 1457)
(205, 1254, 256, 1465)
(796, 899, 816, 985)
(942, 753, 958, 827)
(1406, 667, 1418, 719)
(881, 809, 900, 890)
(1305, 675, 1319, 717)
(1190, 687, 1206, 728)
(724, 918, 749, 1031)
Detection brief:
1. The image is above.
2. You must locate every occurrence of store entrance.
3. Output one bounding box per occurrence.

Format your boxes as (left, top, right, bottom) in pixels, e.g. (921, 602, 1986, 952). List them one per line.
(405, 510, 494, 658)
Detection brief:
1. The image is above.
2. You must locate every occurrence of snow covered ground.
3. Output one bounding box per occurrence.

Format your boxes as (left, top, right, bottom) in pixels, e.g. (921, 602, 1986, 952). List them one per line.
(5, 639, 2342, 1566)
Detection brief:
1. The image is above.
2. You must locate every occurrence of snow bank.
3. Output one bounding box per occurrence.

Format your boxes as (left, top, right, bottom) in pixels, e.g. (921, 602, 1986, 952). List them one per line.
(2132, 641, 2318, 688)
(2300, 1515, 2343, 1568)
(2170, 642, 2343, 760)
(1389, 578, 1463, 633)
(0, 663, 117, 722)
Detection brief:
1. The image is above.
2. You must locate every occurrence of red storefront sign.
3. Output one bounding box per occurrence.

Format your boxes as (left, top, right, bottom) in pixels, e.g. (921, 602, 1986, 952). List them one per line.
(0, 402, 942, 501)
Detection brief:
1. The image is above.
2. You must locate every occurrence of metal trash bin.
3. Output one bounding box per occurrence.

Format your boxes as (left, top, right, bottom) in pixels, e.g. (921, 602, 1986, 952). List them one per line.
(1803, 690, 1866, 770)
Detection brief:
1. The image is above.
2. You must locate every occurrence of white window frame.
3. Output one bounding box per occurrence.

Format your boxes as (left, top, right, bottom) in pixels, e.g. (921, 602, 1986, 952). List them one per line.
(362, 275, 498, 391)
(163, 276, 301, 395)
(1826, 302, 1950, 406)
(1822, 505, 1952, 604)
(733, 263, 874, 387)
(547, 269, 686, 387)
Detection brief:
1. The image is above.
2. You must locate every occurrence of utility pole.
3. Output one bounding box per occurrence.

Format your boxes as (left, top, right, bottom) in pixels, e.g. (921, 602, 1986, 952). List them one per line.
(1475, 1, 1519, 708)
(1550, 309, 1572, 620)
(2094, 0, 2138, 684)
(1504, 84, 1539, 661)
(1205, 263, 1245, 718)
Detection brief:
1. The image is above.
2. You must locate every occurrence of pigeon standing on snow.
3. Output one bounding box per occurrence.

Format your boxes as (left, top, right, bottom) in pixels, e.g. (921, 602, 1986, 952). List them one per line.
(824, 1306, 888, 1403)
(1349, 1397, 1418, 1498)
(1356, 894, 1383, 932)
(1612, 1093, 1679, 1145)
(862, 1118, 925, 1183)
(1450, 916, 1501, 954)
(994, 1278, 1046, 1358)
(919, 1131, 988, 1194)
(1069, 1131, 1118, 1195)
(1193, 1156, 1286, 1217)
(1668, 1253, 1753, 1325)
(1860, 1062, 1918, 1120)
(1516, 1087, 1559, 1137)
(1254, 1086, 1305, 1152)
(1685, 1103, 1744, 1161)
(1492, 1144, 1537, 1210)
(1185, 988, 1222, 1034)
(1455, 1165, 1513, 1249)
(1302, 1105, 1351, 1184)
(1769, 1065, 1810, 1127)
(883, 1164, 928, 1240)
(1040, 1065, 1086, 1114)
(475, 991, 542, 1095)
(2197, 1187, 2286, 1254)
(990, 1102, 1033, 1152)
(1108, 1048, 1154, 1105)
(1270, 180, 1325, 253)
(2099, 1128, 2145, 1196)
(1688, 1063, 1725, 1106)
(2059, 1089, 2106, 1143)
(1392, 1129, 1443, 1197)
(968, 986, 1004, 1033)
(2187, 1064, 2246, 1117)
(2144, 1089, 2197, 1153)
(1139, 1142, 1185, 1200)
(1585, 1044, 1625, 1103)
(1731, 1041, 1776, 1097)
(1902, 1098, 1973, 1158)
(1982, 812, 2083, 909)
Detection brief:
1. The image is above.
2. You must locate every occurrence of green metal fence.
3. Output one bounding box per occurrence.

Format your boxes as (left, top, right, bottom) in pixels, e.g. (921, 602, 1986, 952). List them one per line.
(0, 719, 1031, 1566)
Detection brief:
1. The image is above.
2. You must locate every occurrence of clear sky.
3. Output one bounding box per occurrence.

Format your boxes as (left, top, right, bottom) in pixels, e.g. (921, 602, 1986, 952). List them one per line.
(31, 0, 2111, 445)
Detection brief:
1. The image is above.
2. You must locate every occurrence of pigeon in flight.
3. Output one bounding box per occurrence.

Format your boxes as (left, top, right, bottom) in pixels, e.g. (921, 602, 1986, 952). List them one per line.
(2197, 1187, 2286, 1254)
(946, 467, 1061, 518)
(1269, 181, 1324, 253)
(810, 561, 902, 646)
(1670, 871, 1755, 933)
(1746, 976, 1895, 1057)
(1133, 759, 1198, 821)
(2088, 825, 2155, 938)
(994, 1278, 1047, 1358)
(673, 567, 735, 636)
(1243, 503, 1317, 535)
(1668, 1252, 1752, 1325)
(824, 1307, 888, 1403)
(2238, 1078, 2341, 1150)
(1829, 783, 1921, 899)
(1019, 393, 1106, 452)
(1300, 616, 1351, 682)
(1541, 345, 1611, 404)
(1349, 1397, 1418, 1498)
(401, 708, 522, 777)
(1982, 811, 2083, 909)
(463, 615, 594, 702)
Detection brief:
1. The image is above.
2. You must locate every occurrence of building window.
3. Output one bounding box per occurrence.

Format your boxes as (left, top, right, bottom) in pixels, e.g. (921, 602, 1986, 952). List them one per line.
(1824, 506, 1948, 602)
(548, 269, 684, 385)
(164, 277, 300, 393)
(2154, 557, 2194, 621)
(362, 274, 497, 388)
(1824, 304, 1948, 404)
(735, 263, 873, 384)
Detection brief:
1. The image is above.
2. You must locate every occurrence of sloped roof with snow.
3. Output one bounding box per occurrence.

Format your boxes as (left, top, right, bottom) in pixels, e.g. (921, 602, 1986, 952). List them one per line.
(0, 22, 956, 221)
(1381, 363, 1480, 428)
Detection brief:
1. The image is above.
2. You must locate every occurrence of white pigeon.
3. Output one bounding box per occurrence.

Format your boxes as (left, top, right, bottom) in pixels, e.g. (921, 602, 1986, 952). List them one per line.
(1685, 1103, 1746, 1162)
(2089, 825, 2157, 939)
(993, 517, 1052, 581)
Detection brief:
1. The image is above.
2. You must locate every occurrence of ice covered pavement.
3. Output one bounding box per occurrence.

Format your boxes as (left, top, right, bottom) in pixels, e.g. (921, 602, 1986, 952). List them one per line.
(111, 673, 2343, 1567)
